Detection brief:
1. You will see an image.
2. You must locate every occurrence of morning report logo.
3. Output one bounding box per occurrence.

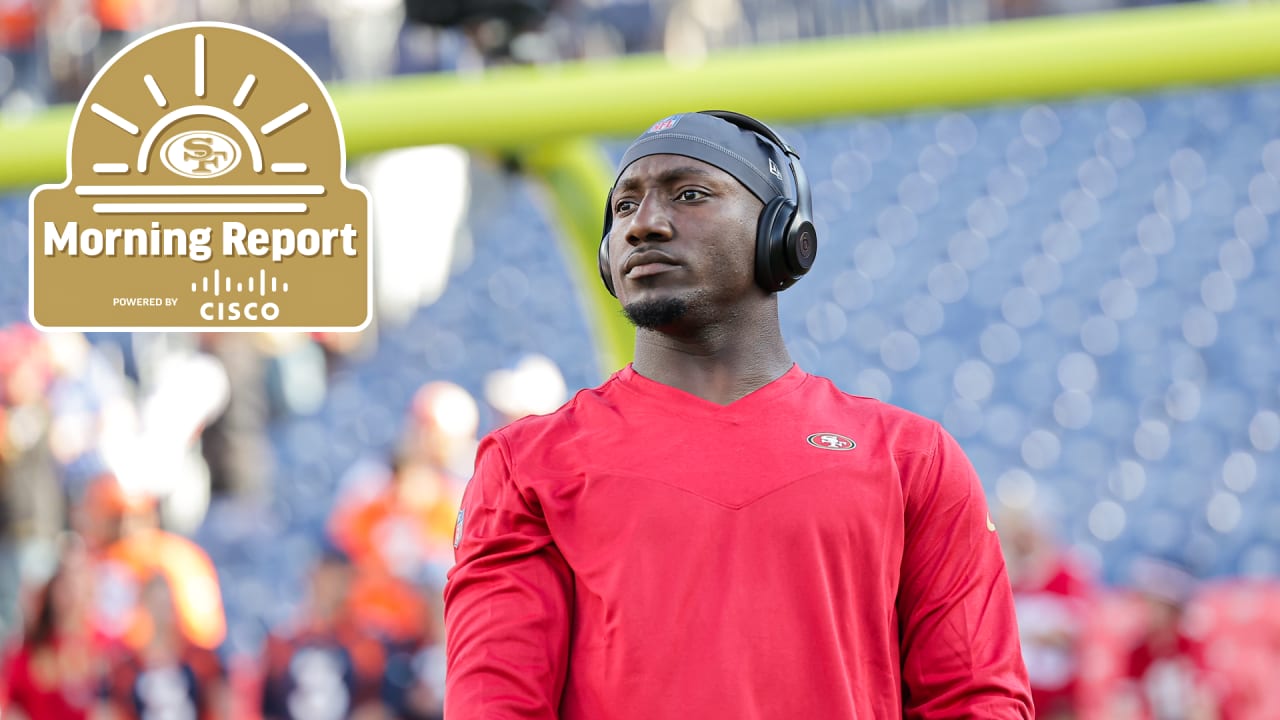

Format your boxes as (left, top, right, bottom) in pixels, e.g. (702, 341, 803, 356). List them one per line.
(29, 23, 371, 330)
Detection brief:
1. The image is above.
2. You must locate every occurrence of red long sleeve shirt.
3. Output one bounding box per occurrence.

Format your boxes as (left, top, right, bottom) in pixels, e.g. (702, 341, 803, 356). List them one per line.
(445, 364, 1032, 719)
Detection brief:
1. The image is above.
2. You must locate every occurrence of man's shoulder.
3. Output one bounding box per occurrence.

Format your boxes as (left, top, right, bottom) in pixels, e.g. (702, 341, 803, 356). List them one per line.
(802, 372, 944, 454)
(471, 379, 625, 485)
(807, 373, 940, 426)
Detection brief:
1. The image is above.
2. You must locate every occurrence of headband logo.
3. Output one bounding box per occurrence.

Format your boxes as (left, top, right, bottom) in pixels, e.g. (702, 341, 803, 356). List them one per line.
(647, 115, 681, 133)
(769, 158, 783, 181)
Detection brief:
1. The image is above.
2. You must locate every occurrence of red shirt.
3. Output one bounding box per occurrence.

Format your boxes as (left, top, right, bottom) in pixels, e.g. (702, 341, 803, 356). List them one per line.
(445, 365, 1032, 719)
(1, 640, 99, 720)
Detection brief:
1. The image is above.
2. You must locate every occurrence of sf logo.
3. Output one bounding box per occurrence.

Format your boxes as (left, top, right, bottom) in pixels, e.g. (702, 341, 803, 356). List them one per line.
(806, 432, 855, 451)
(160, 129, 242, 178)
(184, 137, 228, 173)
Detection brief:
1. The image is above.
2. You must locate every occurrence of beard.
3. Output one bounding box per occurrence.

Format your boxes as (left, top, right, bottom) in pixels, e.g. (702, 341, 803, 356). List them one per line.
(622, 297, 690, 330)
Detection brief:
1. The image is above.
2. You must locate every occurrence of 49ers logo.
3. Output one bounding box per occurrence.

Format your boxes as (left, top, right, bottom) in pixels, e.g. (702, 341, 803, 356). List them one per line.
(806, 432, 856, 451)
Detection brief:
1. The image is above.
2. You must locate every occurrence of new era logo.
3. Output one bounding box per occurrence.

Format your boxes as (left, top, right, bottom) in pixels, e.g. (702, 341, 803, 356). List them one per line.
(807, 433, 856, 451)
(769, 158, 783, 181)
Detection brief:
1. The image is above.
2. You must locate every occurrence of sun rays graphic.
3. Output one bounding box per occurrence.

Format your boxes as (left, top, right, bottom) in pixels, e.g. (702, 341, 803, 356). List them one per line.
(77, 32, 319, 215)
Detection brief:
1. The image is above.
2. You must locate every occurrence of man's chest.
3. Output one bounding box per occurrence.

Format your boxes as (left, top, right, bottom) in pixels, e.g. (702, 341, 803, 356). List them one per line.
(531, 432, 908, 580)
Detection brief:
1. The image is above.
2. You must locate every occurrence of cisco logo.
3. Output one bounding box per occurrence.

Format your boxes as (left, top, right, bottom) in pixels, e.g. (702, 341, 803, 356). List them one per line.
(160, 130, 241, 178)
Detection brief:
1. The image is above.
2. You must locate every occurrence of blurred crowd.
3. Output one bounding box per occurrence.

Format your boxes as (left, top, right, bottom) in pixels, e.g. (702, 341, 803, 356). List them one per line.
(1003, 504, 1280, 720)
(0, 320, 570, 719)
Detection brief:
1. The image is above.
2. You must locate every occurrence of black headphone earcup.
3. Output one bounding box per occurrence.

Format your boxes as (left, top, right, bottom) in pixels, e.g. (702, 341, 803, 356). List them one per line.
(755, 196, 795, 292)
(599, 190, 618, 298)
(599, 232, 616, 298)
(787, 219, 818, 278)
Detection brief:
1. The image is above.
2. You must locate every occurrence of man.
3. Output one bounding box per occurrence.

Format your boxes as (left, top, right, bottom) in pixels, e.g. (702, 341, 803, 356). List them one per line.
(444, 110, 1033, 718)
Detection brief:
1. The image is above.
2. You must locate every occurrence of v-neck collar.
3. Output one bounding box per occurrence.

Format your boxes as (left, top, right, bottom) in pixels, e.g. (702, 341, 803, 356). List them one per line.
(611, 363, 809, 418)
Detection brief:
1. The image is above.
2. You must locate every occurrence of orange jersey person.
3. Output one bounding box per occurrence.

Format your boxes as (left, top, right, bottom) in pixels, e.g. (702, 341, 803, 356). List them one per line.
(328, 381, 476, 642)
(328, 457, 455, 642)
(0, 1, 38, 49)
(77, 475, 226, 652)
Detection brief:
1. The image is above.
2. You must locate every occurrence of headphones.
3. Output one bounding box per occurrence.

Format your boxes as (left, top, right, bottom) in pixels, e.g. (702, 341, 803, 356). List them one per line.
(598, 109, 818, 297)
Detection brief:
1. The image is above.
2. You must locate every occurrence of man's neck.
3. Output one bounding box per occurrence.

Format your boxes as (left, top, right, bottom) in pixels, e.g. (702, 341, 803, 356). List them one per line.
(631, 320, 793, 405)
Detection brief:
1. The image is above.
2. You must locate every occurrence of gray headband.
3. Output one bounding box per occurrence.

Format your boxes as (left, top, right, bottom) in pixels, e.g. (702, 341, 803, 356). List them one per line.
(612, 113, 791, 203)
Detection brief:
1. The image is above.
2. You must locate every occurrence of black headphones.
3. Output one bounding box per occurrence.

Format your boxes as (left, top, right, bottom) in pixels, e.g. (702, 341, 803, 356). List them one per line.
(598, 109, 818, 297)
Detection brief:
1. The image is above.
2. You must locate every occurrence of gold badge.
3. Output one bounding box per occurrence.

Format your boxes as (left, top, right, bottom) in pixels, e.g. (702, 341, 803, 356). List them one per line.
(31, 23, 371, 331)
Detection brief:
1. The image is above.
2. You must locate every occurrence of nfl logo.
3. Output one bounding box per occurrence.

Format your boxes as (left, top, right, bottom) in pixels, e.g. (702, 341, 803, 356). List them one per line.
(648, 115, 681, 133)
(454, 508, 465, 548)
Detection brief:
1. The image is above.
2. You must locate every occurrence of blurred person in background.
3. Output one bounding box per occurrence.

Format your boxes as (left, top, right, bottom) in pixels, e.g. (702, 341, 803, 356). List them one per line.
(90, 0, 181, 70)
(0, 395, 11, 640)
(482, 353, 568, 430)
(0, 538, 108, 720)
(445, 110, 1032, 717)
(259, 333, 331, 419)
(261, 544, 388, 720)
(39, 0, 180, 104)
(0, 0, 46, 110)
(74, 474, 227, 658)
(42, 332, 134, 493)
(0, 323, 58, 643)
(98, 572, 229, 720)
(402, 0, 565, 68)
(401, 380, 480, 481)
(127, 337, 230, 534)
(321, 0, 404, 83)
(378, 573, 445, 720)
(328, 381, 477, 646)
(309, 330, 377, 380)
(996, 502, 1096, 719)
(197, 333, 272, 501)
(328, 454, 438, 648)
(1109, 555, 1221, 720)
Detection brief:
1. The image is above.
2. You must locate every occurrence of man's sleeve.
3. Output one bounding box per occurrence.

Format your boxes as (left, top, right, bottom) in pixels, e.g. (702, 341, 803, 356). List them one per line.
(897, 425, 1034, 719)
(444, 433, 572, 719)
